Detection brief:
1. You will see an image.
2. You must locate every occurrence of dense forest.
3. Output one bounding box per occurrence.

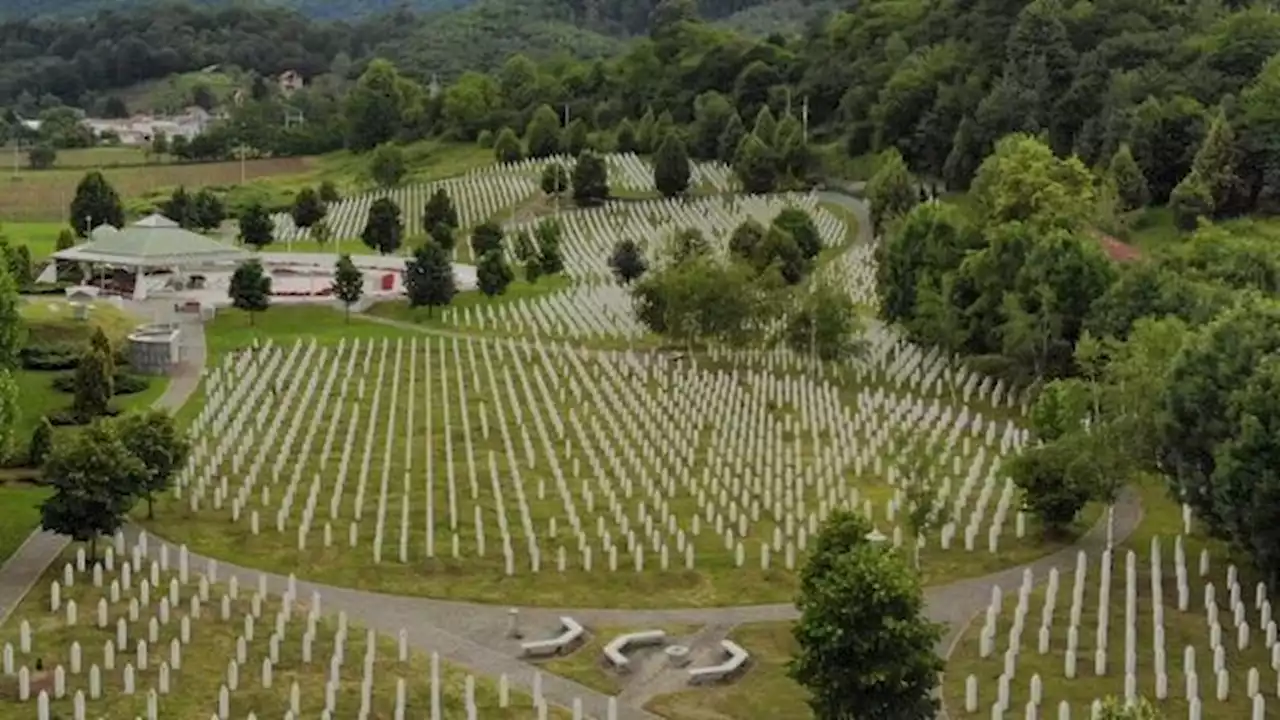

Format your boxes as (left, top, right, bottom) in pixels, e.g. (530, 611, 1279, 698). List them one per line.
(0, 0, 468, 21)
(0, 0, 832, 110)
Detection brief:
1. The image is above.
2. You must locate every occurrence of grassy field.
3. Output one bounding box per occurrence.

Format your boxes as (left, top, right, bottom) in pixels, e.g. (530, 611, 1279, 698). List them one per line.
(536, 625, 702, 696)
(116, 70, 246, 113)
(0, 484, 50, 565)
(364, 276, 574, 329)
(0, 157, 315, 222)
(0, 140, 496, 224)
(645, 622, 811, 720)
(0, 549, 563, 719)
(2, 222, 71, 260)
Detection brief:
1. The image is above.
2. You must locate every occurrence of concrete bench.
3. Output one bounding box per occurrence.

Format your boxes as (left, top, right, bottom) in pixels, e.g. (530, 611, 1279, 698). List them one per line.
(688, 640, 750, 684)
(520, 616, 585, 657)
(602, 630, 667, 672)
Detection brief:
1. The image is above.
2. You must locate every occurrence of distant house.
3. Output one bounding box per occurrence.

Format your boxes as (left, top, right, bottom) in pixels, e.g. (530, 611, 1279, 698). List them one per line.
(278, 70, 304, 96)
(81, 110, 207, 147)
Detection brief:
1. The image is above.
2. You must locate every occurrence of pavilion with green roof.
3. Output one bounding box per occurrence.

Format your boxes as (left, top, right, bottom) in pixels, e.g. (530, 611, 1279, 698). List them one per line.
(50, 213, 252, 301)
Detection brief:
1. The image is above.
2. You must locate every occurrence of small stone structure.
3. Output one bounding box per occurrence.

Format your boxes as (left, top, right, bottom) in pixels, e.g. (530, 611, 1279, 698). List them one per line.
(126, 323, 180, 375)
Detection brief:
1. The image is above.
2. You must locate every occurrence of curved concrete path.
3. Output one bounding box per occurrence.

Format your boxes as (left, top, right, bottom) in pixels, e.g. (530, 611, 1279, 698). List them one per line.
(115, 488, 1140, 718)
(1, 197, 1148, 719)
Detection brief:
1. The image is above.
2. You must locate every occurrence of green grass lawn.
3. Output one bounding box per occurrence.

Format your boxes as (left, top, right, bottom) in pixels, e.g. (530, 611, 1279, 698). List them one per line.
(645, 622, 812, 720)
(2, 221, 67, 260)
(205, 305, 418, 357)
(0, 484, 51, 565)
(364, 276, 573, 328)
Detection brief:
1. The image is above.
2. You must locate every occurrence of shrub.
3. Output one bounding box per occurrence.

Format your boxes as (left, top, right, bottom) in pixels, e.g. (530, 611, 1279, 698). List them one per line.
(50, 372, 149, 396)
(19, 343, 82, 371)
(46, 406, 120, 426)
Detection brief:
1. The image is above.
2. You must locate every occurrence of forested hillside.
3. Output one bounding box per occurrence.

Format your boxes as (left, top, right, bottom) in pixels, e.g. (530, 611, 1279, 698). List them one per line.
(0, 0, 468, 20)
(7, 0, 1280, 211)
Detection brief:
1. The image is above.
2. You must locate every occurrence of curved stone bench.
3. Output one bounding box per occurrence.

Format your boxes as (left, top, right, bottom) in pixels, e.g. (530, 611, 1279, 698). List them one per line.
(602, 630, 667, 672)
(520, 616, 585, 658)
(688, 639, 750, 684)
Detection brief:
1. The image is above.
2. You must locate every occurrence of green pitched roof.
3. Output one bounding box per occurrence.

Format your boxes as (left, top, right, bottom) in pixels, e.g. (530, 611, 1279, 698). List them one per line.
(55, 214, 251, 267)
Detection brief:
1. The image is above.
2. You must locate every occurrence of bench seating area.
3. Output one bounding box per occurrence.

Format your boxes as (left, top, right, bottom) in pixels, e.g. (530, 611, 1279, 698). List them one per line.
(688, 639, 750, 684)
(602, 630, 667, 672)
(519, 616, 585, 657)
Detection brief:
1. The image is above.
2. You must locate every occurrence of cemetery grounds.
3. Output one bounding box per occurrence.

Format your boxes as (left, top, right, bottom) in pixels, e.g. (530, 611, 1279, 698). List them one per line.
(0, 152, 1189, 719)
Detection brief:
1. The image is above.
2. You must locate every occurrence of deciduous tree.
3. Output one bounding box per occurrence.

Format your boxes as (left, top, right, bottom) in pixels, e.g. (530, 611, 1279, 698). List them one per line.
(541, 162, 570, 197)
(39, 420, 145, 559)
(653, 132, 691, 197)
(534, 219, 564, 275)
(782, 280, 862, 362)
(470, 222, 504, 258)
(525, 104, 562, 158)
(1108, 143, 1150, 212)
(114, 410, 190, 519)
(28, 416, 53, 467)
(405, 241, 456, 315)
(609, 239, 647, 284)
(866, 148, 918, 234)
(772, 207, 823, 259)
(237, 203, 274, 249)
(291, 186, 327, 230)
(192, 189, 226, 232)
(72, 347, 113, 419)
(477, 250, 515, 297)
(423, 188, 459, 233)
(333, 254, 364, 321)
(361, 197, 404, 255)
(572, 151, 610, 207)
(369, 143, 407, 188)
(790, 510, 943, 720)
(228, 259, 271, 325)
(494, 127, 523, 163)
(733, 133, 777, 194)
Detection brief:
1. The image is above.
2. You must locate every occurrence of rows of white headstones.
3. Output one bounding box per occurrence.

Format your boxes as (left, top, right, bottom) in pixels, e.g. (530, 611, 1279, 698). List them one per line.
(960, 525, 1279, 719)
(473, 152, 738, 195)
(171, 321, 1032, 585)
(0, 532, 598, 720)
(441, 282, 649, 341)
(436, 193, 845, 341)
(269, 174, 538, 244)
(820, 241, 879, 309)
